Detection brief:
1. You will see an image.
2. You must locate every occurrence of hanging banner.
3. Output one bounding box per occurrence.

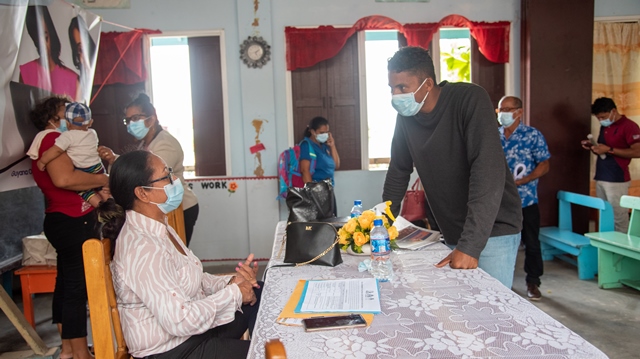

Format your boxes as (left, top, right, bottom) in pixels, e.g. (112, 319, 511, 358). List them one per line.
(0, 0, 101, 191)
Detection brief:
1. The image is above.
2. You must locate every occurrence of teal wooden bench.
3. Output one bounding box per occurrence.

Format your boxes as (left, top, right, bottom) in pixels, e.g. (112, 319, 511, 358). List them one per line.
(586, 195, 640, 291)
(539, 191, 614, 280)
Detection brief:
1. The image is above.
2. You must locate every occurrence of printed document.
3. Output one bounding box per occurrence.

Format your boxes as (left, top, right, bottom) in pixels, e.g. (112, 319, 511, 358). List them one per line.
(295, 278, 381, 313)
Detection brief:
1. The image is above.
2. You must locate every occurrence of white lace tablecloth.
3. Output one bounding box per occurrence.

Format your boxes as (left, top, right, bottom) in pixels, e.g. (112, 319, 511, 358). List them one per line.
(247, 222, 607, 359)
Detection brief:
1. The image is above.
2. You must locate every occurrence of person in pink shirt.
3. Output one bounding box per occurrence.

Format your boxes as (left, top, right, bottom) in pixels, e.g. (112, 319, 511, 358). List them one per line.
(19, 5, 78, 99)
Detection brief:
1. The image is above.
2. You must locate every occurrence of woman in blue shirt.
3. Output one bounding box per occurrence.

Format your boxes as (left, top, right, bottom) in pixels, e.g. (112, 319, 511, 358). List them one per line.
(299, 116, 341, 185)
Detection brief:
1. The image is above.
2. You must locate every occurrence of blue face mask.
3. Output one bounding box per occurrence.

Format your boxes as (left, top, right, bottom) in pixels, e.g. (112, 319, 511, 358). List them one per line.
(316, 133, 329, 143)
(391, 78, 429, 117)
(599, 112, 615, 127)
(55, 119, 68, 132)
(127, 119, 150, 140)
(498, 112, 516, 127)
(144, 178, 185, 214)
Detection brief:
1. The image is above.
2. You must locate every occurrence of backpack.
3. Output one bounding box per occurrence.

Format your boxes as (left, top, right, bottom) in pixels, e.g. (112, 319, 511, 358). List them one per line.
(277, 138, 316, 199)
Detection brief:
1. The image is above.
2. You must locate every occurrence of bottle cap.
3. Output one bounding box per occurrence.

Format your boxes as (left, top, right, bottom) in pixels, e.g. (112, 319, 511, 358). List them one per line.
(354, 200, 362, 205)
(373, 218, 383, 226)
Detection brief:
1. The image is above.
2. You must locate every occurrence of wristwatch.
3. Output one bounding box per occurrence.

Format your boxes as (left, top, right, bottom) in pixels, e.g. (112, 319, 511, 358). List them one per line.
(608, 148, 614, 154)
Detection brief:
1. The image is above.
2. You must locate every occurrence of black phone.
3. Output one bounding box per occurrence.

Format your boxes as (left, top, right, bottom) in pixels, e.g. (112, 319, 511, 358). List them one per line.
(302, 314, 367, 332)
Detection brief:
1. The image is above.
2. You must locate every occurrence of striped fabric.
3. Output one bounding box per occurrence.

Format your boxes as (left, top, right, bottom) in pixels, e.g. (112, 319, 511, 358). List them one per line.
(111, 210, 242, 358)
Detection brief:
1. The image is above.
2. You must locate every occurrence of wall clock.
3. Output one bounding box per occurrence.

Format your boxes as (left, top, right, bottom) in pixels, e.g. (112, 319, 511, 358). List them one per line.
(240, 36, 271, 69)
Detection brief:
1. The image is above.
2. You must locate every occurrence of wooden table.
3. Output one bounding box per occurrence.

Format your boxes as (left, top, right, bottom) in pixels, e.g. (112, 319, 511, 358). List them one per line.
(14, 265, 57, 328)
(247, 222, 608, 358)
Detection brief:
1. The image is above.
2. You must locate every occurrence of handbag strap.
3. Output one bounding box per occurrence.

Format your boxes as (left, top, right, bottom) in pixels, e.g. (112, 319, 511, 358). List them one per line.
(293, 235, 339, 267)
(411, 178, 421, 191)
(279, 223, 339, 267)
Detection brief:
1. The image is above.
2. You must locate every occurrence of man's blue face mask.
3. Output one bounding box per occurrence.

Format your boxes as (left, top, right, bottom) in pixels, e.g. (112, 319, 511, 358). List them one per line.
(391, 78, 429, 117)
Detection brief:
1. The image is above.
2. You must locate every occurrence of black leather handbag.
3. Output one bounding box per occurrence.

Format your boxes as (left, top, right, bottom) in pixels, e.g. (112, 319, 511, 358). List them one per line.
(282, 221, 343, 267)
(286, 179, 335, 222)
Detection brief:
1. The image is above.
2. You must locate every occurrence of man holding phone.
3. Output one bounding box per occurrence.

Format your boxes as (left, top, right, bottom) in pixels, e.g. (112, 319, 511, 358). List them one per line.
(582, 97, 640, 233)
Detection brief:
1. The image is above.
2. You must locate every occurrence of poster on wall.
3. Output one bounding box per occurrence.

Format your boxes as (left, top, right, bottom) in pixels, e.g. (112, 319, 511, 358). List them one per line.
(0, 0, 101, 192)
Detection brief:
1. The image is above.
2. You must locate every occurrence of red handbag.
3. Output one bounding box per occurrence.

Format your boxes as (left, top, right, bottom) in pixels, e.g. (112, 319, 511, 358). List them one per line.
(400, 178, 426, 222)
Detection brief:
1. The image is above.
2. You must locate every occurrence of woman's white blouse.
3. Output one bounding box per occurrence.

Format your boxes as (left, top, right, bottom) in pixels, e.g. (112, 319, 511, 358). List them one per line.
(111, 210, 241, 357)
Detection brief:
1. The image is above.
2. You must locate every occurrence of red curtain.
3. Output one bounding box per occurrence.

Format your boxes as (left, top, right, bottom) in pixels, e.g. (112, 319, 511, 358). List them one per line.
(286, 14, 510, 71)
(404, 15, 510, 63)
(286, 15, 403, 71)
(93, 29, 161, 86)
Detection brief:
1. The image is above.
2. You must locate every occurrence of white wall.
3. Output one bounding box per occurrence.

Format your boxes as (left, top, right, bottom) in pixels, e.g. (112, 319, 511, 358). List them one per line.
(86, 0, 634, 258)
(595, 0, 640, 17)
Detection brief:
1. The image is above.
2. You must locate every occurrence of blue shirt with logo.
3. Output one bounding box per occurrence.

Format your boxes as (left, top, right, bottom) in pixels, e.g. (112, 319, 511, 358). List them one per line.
(299, 137, 335, 183)
(499, 122, 551, 207)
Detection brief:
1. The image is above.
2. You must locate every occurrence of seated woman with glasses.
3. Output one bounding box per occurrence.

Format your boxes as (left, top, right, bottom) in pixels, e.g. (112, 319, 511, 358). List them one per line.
(97, 150, 261, 359)
(98, 94, 200, 246)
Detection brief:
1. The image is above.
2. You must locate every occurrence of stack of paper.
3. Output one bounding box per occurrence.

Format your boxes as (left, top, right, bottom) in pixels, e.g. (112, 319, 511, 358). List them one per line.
(277, 279, 378, 327)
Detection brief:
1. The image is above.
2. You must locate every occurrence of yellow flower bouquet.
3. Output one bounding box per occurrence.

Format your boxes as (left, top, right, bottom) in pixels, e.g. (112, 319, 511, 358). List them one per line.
(338, 209, 399, 254)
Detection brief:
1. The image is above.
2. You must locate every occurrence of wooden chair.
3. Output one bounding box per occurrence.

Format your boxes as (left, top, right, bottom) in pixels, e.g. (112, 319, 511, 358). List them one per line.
(167, 203, 187, 245)
(265, 339, 287, 359)
(83, 238, 131, 359)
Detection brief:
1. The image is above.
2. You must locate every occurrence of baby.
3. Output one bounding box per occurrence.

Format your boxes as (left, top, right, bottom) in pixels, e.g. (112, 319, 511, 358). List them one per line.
(37, 102, 109, 207)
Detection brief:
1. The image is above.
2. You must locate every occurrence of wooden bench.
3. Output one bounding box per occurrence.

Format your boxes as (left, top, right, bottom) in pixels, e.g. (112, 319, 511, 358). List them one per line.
(539, 191, 614, 280)
(586, 195, 640, 291)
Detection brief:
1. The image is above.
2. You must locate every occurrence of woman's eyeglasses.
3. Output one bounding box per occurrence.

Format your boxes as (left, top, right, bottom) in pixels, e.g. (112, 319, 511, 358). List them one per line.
(122, 114, 149, 125)
(147, 168, 174, 186)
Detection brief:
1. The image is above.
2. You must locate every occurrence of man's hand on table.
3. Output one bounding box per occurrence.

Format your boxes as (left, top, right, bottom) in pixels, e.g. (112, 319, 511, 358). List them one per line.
(435, 249, 479, 269)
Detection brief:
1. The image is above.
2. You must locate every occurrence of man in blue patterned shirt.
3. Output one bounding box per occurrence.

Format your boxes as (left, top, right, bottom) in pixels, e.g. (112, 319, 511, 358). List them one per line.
(498, 96, 550, 300)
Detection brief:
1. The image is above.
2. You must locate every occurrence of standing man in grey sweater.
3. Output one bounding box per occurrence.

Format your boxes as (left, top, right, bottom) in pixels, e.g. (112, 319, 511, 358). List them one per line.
(383, 46, 523, 288)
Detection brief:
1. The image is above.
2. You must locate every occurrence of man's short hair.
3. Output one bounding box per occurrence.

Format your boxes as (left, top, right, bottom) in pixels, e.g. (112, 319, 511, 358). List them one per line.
(591, 97, 617, 115)
(387, 46, 437, 83)
(500, 96, 523, 109)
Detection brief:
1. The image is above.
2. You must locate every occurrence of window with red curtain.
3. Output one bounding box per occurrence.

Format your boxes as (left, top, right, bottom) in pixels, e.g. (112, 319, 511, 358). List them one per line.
(285, 14, 509, 71)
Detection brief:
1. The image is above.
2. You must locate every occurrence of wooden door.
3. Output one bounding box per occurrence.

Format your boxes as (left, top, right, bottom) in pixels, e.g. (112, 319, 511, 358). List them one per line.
(326, 35, 361, 170)
(291, 35, 361, 170)
(521, 0, 594, 229)
(471, 38, 505, 110)
(188, 36, 226, 176)
(291, 63, 328, 143)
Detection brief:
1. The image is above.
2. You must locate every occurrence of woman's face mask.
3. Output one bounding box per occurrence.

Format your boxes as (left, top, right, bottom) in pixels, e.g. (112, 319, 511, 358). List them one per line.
(315, 133, 329, 143)
(143, 178, 184, 214)
(391, 77, 429, 117)
(127, 118, 150, 140)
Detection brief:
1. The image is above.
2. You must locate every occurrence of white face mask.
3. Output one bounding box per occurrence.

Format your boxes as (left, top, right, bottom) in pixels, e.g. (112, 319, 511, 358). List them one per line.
(498, 112, 516, 127)
(391, 78, 429, 117)
(315, 133, 329, 143)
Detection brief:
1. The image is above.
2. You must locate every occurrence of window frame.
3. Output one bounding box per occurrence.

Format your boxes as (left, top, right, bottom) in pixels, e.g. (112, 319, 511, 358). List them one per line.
(285, 26, 509, 171)
(146, 30, 231, 177)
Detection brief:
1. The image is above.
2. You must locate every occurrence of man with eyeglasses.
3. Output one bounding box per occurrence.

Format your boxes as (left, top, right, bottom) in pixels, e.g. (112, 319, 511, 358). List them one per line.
(582, 97, 640, 233)
(498, 96, 550, 301)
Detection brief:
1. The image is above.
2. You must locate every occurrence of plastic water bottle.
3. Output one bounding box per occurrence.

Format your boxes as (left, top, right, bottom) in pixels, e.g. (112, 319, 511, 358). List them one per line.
(350, 200, 363, 218)
(370, 218, 393, 282)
